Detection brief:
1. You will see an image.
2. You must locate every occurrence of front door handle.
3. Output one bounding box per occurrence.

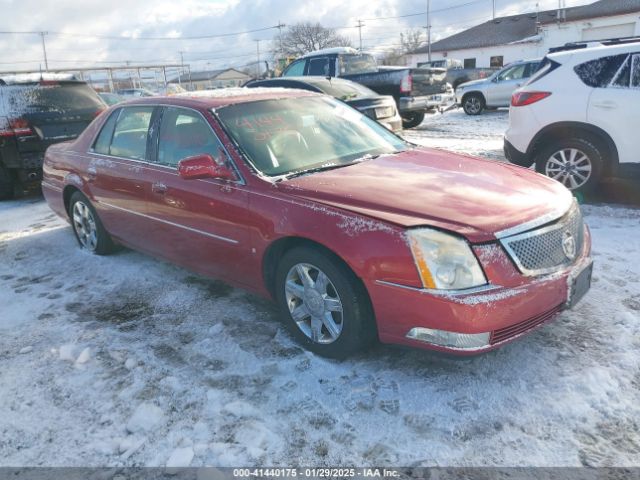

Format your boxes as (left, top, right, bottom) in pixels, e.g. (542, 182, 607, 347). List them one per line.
(593, 101, 618, 110)
(152, 182, 167, 194)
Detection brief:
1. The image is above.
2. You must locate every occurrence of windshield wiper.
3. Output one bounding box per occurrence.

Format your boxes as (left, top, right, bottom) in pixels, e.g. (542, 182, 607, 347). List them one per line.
(277, 163, 355, 181)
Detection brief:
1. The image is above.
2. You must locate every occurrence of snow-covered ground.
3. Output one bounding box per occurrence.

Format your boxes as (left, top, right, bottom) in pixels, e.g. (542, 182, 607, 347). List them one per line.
(1, 110, 639, 467)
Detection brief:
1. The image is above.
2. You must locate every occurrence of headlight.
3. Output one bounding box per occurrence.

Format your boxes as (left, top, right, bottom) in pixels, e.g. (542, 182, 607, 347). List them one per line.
(407, 228, 487, 290)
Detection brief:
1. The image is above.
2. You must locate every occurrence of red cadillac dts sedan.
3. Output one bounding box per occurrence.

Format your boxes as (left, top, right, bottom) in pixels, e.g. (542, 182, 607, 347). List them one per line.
(42, 88, 592, 358)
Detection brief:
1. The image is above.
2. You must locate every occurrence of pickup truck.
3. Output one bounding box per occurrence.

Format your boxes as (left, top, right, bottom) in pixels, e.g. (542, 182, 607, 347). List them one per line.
(281, 47, 449, 129)
(417, 59, 496, 89)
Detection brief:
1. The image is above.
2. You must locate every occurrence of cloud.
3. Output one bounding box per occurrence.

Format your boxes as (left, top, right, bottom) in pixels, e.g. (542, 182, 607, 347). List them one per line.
(0, 0, 593, 74)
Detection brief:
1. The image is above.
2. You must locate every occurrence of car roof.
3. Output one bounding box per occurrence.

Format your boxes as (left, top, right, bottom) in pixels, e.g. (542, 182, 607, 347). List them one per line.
(549, 41, 640, 63)
(0, 73, 82, 86)
(127, 87, 318, 109)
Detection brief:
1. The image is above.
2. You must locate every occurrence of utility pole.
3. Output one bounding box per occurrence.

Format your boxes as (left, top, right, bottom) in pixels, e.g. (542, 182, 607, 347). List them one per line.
(40, 31, 49, 71)
(356, 20, 365, 51)
(492, 0, 496, 20)
(178, 51, 185, 86)
(426, 0, 432, 62)
(276, 21, 285, 56)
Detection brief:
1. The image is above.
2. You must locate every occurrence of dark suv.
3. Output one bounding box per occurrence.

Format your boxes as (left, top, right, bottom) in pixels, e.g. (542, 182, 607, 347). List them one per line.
(0, 75, 105, 199)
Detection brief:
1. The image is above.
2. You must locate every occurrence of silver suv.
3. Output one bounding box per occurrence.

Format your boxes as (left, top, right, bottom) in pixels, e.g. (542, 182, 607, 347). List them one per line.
(456, 59, 541, 115)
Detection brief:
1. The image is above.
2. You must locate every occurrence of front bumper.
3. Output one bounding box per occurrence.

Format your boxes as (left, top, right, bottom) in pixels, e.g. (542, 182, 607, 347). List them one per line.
(399, 93, 455, 112)
(368, 229, 592, 355)
(504, 139, 533, 167)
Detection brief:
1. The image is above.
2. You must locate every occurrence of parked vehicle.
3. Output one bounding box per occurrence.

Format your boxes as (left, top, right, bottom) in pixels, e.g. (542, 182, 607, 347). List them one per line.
(456, 59, 541, 115)
(98, 92, 126, 106)
(418, 58, 495, 89)
(505, 38, 640, 192)
(116, 88, 156, 98)
(0, 74, 106, 199)
(281, 47, 449, 129)
(42, 89, 592, 358)
(244, 76, 402, 132)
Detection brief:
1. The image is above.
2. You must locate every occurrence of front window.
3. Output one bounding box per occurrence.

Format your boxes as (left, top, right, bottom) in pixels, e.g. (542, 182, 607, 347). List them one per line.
(216, 96, 408, 177)
(308, 58, 331, 76)
(496, 64, 527, 82)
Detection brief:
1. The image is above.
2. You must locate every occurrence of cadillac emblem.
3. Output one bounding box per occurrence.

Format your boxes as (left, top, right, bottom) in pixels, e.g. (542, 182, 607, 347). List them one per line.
(562, 231, 577, 260)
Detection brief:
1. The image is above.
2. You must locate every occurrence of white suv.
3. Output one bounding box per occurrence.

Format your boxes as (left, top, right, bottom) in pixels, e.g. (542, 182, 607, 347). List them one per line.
(504, 39, 640, 192)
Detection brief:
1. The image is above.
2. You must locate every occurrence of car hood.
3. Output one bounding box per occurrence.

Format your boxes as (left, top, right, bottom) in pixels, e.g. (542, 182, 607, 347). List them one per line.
(457, 78, 489, 90)
(277, 148, 573, 243)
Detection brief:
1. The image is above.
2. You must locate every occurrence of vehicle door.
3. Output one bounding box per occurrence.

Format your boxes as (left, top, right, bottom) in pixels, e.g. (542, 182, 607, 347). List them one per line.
(588, 52, 640, 165)
(143, 105, 253, 285)
(486, 63, 529, 106)
(86, 105, 158, 244)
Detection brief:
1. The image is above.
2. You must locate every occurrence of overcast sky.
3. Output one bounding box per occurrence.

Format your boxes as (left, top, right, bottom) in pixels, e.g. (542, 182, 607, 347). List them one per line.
(0, 0, 593, 75)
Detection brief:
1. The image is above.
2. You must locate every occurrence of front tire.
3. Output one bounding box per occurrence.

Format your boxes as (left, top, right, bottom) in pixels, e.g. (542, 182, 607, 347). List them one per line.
(401, 112, 425, 129)
(534, 137, 604, 193)
(69, 191, 116, 255)
(0, 165, 14, 200)
(462, 93, 485, 115)
(275, 246, 376, 359)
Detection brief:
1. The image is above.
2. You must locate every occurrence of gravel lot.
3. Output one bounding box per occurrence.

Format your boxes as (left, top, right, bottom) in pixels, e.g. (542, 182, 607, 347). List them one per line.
(1, 109, 639, 467)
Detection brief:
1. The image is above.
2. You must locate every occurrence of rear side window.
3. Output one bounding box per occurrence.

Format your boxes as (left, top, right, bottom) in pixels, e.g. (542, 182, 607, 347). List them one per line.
(93, 109, 119, 154)
(574, 54, 628, 87)
(633, 55, 640, 88)
(109, 107, 154, 160)
(525, 57, 561, 86)
(611, 54, 640, 88)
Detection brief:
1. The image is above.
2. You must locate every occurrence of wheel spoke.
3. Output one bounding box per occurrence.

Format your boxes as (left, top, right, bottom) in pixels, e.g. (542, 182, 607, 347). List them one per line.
(285, 280, 305, 299)
(291, 304, 310, 322)
(324, 297, 342, 313)
(314, 271, 329, 294)
(569, 148, 578, 164)
(310, 315, 323, 342)
(295, 264, 314, 288)
(322, 312, 341, 340)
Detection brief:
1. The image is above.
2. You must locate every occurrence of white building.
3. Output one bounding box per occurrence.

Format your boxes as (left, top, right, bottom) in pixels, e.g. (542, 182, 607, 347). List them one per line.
(406, 0, 640, 69)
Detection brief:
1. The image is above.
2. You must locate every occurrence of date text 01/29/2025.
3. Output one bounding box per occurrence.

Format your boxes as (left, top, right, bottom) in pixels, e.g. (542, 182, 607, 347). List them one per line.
(232, 468, 400, 477)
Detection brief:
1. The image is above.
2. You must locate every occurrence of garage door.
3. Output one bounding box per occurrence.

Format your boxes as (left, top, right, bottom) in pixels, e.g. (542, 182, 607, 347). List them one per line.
(581, 23, 636, 41)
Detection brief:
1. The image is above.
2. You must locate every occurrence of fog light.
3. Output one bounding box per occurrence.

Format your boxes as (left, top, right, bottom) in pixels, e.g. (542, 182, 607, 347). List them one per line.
(406, 328, 491, 350)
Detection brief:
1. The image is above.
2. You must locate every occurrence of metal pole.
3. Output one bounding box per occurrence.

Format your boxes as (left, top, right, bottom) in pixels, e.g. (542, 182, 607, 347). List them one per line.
(108, 69, 114, 93)
(40, 32, 49, 71)
(162, 66, 168, 90)
(188, 65, 193, 91)
(427, 0, 432, 63)
(492, 0, 496, 20)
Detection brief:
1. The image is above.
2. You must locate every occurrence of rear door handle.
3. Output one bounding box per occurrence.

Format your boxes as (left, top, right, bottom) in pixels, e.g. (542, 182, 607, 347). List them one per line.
(152, 182, 167, 194)
(593, 101, 617, 110)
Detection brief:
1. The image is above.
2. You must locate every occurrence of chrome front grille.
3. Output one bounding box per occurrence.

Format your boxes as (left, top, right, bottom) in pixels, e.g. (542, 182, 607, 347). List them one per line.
(501, 204, 585, 276)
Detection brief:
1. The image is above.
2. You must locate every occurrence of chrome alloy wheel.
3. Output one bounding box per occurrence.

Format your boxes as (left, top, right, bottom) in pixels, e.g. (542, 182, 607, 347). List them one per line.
(464, 96, 482, 114)
(284, 263, 344, 344)
(545, 148, 592, 190)
(72, 201, 98, 251)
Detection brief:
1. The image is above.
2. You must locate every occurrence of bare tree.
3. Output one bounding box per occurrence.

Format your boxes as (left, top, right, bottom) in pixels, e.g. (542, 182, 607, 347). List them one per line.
(379, 29, 424, 66)
(273, 22, 352, 58)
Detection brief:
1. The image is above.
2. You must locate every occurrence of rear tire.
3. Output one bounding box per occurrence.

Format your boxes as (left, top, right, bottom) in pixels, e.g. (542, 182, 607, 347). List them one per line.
(69, 191, 116, 255)
(401, 112, 425, 129)
(462, 93, 485, 115)
(0, 165, 14, 200)
(534, 137, 605, 193)
(275, 246, 376, 359)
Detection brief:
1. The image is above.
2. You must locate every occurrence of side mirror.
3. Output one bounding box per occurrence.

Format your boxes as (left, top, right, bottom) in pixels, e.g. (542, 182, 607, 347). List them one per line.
(177, 154, 237, 181)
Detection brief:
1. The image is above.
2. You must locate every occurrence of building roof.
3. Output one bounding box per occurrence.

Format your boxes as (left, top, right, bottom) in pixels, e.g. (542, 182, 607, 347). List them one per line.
(411, 0, 640, 54)
(169, 68, 250, 84)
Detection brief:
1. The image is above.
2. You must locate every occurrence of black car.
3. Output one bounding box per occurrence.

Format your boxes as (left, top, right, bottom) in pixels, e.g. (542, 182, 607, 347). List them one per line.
(0, 75, 106, 199)
(244, 76, 403, 132)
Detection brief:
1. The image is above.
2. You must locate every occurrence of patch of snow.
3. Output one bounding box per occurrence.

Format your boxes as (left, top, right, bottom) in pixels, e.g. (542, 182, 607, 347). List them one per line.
(126, 403, 164, 434)
(75, 347, 91, 365)
(58, 344, 76, 362)
(18, 346, 33, 354)
(165, 447, 194, 469)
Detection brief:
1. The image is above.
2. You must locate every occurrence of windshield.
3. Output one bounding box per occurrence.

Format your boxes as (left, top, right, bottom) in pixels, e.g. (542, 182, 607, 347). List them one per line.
(314, 79, 377, 100)
(339, 54, 378, 75)
(216, 96, 407, 177)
